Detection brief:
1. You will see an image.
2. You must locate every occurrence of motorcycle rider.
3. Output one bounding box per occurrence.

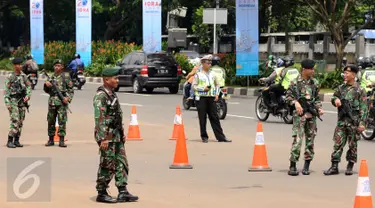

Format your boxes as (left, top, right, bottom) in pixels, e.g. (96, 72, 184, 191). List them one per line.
(68, 53, 85, 80)
(185, 63, 202, 100)
(259, 57, 287, 108)
(22, 54, 39, 76)
(210, 56, 226, 98)
(358, 56, 375, 95)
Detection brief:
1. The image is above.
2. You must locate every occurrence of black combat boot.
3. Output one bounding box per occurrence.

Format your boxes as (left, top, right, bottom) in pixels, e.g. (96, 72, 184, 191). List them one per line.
(13, 136, 23, 147)
(45, 136, 54, 146)
(323, 162, 339, 175)
(96, 189, 117, 203)
(302, 160, 311, 175)
(59, 136, 67, 148)
(345, 162, 354, 176)
(288, 161, 299, 176)
(7, 136, 16, 148)
(117, 186, 139, 202)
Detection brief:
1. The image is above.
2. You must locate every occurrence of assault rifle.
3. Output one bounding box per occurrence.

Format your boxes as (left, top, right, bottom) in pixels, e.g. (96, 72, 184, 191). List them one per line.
(292, 90, 323, 121)
(14, 78, 30, 113)
(298, 97, 323, 121)
(109, 97, 125, 143)
(338, 99, 356, 122)
(43, 71, 72, 113)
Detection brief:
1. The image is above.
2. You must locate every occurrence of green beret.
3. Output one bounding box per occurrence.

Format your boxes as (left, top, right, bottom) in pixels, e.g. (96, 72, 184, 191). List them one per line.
(12, 57, 23, 64)
(301, 59, 315, 69)
(53, 59, 63, 65)
(102, 67, 120, 77)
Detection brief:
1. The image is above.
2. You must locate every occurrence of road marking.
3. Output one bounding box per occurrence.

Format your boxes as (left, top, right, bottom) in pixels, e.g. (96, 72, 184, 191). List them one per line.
(227, 114, 256, 120)
(120, 103, 143, 107)
(228, 102, 240, 105)
(120, 92, 152, 97)
(325, 110, 337, 114)
(40, 93, 49, 96)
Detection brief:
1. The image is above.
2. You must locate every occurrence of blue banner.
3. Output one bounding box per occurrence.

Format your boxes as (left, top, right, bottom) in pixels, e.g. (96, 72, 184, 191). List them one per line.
(30, 0, 44, 64)
(235, 0, 259, 76)
(76, 0, 92, 66)
(142, 0, 162, 53)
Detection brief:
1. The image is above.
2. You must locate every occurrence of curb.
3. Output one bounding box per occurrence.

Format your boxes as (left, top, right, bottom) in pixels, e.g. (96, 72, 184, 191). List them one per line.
(0, 70, 334, 101)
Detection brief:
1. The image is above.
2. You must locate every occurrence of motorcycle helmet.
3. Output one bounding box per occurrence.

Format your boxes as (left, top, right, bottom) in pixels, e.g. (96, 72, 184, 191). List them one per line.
(268, 55, 274, 61)
(74, 53, 81, 59)
(276, 57, 285, 67)
(212, 56, 221, 66)
(284, 57, 295, 67)
(357, 57, 365, 70)
(364, 57, 372, 68)
(26, 54, 33, 60)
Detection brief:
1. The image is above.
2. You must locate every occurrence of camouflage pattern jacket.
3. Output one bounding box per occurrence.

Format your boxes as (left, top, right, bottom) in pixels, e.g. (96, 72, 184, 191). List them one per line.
(4, 72, 31, 107)
(43, 72, 74, 106)
(93, 86, 123, 143)
(331, 82, 368, 127)
(286, 75, 322, 111)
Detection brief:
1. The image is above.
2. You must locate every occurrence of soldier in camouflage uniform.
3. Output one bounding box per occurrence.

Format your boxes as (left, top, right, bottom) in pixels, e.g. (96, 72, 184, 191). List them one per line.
(93, 67, 138, 203)
(286, 59, 324, 176)
(4, 57, 31, 148)
(44, 59, 74, 148)
(324, 65, 368, 176)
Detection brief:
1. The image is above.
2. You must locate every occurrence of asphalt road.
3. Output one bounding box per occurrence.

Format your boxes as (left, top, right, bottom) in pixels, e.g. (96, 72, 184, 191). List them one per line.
(0, 76, 374, 208)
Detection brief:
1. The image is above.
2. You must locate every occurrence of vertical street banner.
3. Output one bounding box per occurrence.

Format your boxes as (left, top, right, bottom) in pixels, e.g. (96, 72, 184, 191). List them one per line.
(235, 0, 259, 76)
(30, 0, 44, 64)
(142, 0, 162, 53)
(76, 0, 92, 66)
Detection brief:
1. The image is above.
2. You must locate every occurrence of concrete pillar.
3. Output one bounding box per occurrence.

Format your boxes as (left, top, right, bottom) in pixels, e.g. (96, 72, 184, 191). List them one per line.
(267, 36, 275, 55)
(355, 33, 365, 58)
(323, 34, 331, 60)
(308, 35, 315, 59)
(287, 35, 294, 56)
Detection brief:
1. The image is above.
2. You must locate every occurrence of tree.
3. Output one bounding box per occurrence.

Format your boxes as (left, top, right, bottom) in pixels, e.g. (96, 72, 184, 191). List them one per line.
(303, 0, 375, 69)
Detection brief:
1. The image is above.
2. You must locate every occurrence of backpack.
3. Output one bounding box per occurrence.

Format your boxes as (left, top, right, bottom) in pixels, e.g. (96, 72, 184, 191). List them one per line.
(30, 61, 39, 71)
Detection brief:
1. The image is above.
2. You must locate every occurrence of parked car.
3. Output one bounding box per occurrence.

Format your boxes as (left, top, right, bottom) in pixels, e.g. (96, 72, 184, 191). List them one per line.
(115, 51, 182, 94)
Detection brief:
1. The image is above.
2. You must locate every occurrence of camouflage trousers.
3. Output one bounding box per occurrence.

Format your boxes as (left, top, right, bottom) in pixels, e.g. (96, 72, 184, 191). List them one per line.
(47, 105, 68, 137)
(8, 104, 26, 137)
(330, 122, 359, 163)
(289, 113, 317, 162)
(96, 142, 129, 191)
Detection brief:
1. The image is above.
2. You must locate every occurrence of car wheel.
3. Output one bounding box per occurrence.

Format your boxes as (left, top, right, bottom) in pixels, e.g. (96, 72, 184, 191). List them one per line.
(133, 78, 142, 93)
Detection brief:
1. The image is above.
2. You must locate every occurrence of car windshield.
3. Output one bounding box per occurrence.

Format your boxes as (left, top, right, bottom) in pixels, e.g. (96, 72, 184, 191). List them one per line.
(147, 54, 176, 66)
(180, 51, 199, 59)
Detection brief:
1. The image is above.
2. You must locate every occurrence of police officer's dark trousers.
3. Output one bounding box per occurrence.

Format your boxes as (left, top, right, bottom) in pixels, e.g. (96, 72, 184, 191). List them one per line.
(196, 96, 226, 141)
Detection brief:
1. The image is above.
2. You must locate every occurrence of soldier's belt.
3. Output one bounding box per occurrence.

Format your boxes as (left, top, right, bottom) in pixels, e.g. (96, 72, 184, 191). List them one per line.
(9, 94, 23, 98)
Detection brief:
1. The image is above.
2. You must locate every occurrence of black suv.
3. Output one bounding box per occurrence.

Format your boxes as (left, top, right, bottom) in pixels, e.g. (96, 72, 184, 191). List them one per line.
(115, 51, 182, 94)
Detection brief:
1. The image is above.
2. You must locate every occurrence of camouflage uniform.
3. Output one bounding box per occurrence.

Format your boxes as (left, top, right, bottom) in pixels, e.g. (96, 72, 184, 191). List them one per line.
(285, 59, 322, 176)
(43, 71, 74, 147)
(324, 74, 368, 176)
(94, 67, 138, 204)
(4, 66, 31, 148)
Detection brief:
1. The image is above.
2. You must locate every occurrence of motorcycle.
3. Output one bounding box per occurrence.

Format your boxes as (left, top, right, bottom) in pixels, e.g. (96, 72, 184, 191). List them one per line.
(27, 72, 38, 90)
(181, 70, 228, 120)
(72, 69, 86, 90)
(361, 88, 375, 140)
(255, 80, 293, 124)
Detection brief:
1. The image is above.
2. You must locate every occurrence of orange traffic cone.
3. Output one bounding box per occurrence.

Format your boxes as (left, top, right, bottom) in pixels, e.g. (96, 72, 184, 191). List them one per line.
(169, 124, 193, 169)
(170, 105, 187, 140)
(53, 117, 67, 142)
(126, 106, 142, 141)
(353, 160, 373, 208)
(248, 122, 272, 172)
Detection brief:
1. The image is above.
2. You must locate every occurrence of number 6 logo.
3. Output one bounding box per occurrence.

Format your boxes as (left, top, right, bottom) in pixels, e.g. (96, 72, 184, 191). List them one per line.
(13, 160, 45, 199)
